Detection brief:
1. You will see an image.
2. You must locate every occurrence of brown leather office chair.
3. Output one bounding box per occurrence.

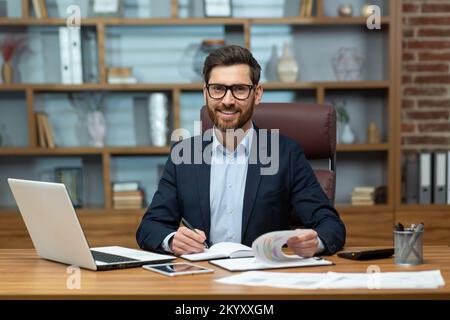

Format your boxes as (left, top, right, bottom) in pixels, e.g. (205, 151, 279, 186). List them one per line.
(200, 103, 336, 227)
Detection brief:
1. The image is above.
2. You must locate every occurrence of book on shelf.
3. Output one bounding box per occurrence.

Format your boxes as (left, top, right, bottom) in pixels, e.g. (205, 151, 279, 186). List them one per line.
(351, 185, 387, 205)
(107, 77, 138, 84)
(35, 113, 55, 148)
(299, 0, 313, 18)
(55, 167, 83, 208)
(32, 0, 47, 18)
(107, 67, 137, 84)
(112, 181, 141, 192)
(35, 113, 46, 147)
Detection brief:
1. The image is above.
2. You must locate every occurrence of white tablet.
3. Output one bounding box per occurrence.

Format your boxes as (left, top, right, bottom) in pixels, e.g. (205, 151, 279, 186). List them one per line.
(142, 262, 215, 276)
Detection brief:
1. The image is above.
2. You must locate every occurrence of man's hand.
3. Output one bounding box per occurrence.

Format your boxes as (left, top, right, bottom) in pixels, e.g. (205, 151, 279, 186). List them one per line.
(286, 229, 319, 258)
(170, 226, 207, 256)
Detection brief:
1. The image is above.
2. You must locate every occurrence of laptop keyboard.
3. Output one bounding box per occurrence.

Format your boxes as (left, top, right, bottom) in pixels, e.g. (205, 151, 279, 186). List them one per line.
(91, 250, 136, 264)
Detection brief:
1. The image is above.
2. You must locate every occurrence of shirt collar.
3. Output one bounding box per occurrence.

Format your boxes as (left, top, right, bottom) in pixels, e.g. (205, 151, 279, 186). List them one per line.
(212, 123, 254, 157)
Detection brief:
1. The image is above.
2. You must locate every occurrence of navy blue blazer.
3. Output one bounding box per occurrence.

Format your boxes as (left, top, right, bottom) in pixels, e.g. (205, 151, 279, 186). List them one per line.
(136, 127, 346, 255)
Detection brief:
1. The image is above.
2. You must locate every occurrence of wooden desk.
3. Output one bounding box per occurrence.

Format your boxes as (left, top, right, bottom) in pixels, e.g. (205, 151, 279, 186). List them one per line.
(0, 246, 449, 300)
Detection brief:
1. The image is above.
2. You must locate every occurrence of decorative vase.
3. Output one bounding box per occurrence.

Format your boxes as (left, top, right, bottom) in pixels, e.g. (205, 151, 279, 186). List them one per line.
(87, 110, 106, 147)
(332, 47, 365, 81)
(149, 93, 169, 147)
(338, 4, 353, 17)
(277, 42, 298, 83)
(265, 44, 279, 82)
(192, 39, 225, 79)
(341, 123, 355, 144)
(367, 120, 380, 143)
(2, 61, 13, 84)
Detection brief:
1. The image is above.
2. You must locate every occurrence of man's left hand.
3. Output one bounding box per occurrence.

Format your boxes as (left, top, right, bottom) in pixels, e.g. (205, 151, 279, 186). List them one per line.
(286, 229, 319, 258)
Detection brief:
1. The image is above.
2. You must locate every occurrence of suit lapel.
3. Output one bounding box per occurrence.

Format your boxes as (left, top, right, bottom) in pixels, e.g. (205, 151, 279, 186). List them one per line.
(195, 138, 212, 240)
(241, 127, 264, 240)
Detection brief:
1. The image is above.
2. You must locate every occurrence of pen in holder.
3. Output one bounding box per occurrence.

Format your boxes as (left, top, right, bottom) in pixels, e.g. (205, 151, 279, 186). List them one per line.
(393, 223, 424, 266)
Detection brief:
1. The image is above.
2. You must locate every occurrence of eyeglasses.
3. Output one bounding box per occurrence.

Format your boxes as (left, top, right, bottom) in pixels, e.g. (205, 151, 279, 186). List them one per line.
(206, 83, 255, 100)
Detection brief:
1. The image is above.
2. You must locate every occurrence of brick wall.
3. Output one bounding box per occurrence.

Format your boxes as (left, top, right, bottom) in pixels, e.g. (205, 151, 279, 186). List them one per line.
(402, 0, 450, 147)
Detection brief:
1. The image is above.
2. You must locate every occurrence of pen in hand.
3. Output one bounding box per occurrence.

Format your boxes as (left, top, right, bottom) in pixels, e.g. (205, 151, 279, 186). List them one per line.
(181, 217, 209, 249)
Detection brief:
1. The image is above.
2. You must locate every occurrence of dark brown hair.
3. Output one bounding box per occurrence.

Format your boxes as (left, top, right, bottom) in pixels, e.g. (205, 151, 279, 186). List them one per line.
(203, 45, 261, 85)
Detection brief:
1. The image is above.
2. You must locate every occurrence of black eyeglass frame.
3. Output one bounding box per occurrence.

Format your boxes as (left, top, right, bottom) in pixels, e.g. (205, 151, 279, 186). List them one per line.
(205, 83, 255, 101)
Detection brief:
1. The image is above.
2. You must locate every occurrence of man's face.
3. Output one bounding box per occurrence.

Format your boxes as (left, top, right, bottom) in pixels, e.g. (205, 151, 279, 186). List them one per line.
(204, 64, 263, 131)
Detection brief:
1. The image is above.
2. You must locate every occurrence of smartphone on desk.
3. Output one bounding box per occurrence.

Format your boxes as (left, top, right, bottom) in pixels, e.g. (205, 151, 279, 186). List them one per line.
(143, 262, 215, 277)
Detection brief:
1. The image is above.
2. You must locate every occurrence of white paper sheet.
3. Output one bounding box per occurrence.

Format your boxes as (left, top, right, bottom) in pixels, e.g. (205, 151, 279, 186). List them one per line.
(216, 270, 445, 290)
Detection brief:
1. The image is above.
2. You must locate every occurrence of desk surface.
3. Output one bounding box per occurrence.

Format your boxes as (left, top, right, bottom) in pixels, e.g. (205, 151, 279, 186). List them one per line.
(0, 246, 449, 300)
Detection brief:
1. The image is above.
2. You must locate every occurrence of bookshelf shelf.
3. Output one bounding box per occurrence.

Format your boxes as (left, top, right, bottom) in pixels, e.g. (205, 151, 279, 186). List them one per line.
(0, 17, 390, 27)
(0, 81, 390, 92)
(0, 147, 171, 156)
(337, 143, 390, 152)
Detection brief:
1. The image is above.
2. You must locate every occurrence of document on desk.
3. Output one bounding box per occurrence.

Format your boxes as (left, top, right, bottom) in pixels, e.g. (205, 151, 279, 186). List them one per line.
(209, 230, 333, 271)
(216, 270, 445, 290)
(182, 229, 307, 263)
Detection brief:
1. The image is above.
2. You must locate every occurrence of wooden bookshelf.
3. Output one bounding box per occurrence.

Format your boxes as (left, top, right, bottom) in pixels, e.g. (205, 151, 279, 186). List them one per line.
(0, 0, 401, 247)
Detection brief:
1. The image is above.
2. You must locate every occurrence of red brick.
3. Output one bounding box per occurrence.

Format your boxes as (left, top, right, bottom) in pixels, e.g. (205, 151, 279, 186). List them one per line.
(403, 3, 420, 13)
(403, 29, 414, 38)
(404, 64, 449, 73)
(409, 17, 450, 26)
(407, 41, 450, 50)
(419, 52, 450, 61)
(407, 110, 449, 120)
(402, 123, 416, 133)
(414, 75, 450, 84)
(422, 3, 450, 13)
(418, 29, 450, 37)
(403, 75, 413, 84)
(403, 87, 447, 96)
(418, 123, 450, 132)
(403, 52, 415, 61)
(402, 99, 415, 109)
(403, 136, 450, 145)
(417, 100, 450, 108)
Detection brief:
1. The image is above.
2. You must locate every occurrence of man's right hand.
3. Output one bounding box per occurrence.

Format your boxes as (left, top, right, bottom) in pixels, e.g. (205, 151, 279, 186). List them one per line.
(170, 226, 207, 256)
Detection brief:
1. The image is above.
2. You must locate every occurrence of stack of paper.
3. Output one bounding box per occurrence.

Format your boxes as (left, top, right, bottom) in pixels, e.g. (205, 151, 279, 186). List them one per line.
(216, 270, 445, 290)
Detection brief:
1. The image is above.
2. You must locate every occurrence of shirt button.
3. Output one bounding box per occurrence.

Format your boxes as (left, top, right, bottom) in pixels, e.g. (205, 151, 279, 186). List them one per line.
(228, 184, 232, 189)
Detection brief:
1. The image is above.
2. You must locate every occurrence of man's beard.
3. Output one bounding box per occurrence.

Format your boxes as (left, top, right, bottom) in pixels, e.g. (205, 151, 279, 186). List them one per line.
(206, 97, 255, 131)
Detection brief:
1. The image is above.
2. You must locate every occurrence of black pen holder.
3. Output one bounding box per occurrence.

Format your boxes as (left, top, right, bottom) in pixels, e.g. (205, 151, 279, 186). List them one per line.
(394, 229, 424, 266)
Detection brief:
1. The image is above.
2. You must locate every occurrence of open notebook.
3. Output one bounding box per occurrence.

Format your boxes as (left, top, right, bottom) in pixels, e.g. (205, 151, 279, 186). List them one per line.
(181, 242, 253, 262)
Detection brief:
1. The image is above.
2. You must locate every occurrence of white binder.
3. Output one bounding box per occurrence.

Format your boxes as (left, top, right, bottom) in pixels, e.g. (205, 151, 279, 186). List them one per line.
(447, 151, 450, 204)
(419, 151, 432, 204)
(59, 27, 72, 84)
(433, 151, 447, 204)
(69, 28, 83, 84)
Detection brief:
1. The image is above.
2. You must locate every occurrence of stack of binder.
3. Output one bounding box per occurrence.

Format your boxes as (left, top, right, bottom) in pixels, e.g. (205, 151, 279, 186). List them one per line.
(404, 151, 449, 204)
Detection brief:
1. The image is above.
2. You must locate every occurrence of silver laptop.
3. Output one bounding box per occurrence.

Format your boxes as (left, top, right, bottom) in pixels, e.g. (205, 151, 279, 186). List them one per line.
(8, 178, 175, 271)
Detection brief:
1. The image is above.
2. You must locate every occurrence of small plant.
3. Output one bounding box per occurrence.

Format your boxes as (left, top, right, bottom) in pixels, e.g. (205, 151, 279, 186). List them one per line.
(0, 35, 27, 62)
(333, 99, 349, 124)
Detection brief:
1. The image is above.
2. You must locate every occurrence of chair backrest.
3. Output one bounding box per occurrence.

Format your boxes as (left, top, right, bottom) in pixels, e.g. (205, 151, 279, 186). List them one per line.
(200, 103, 336, 207)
